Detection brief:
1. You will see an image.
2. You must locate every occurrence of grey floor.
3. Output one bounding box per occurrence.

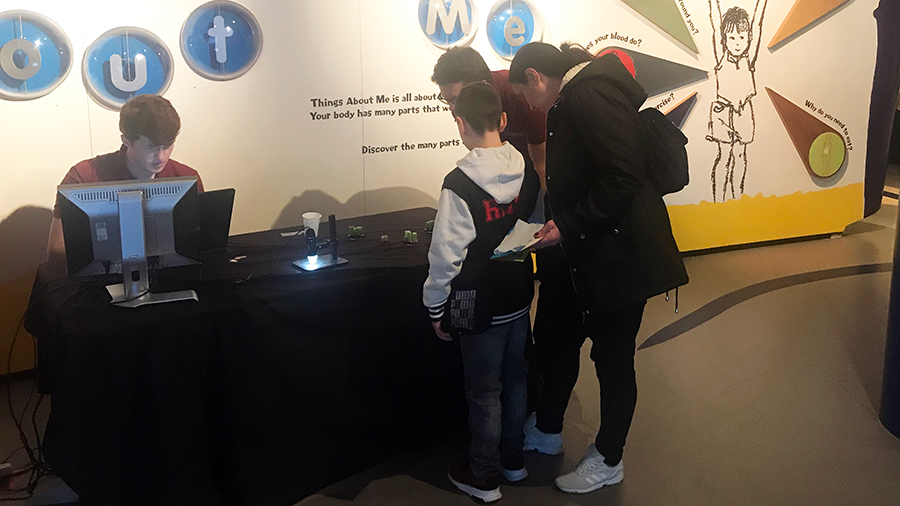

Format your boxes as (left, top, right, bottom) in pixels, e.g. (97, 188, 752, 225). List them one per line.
(4, 187, 900, 505)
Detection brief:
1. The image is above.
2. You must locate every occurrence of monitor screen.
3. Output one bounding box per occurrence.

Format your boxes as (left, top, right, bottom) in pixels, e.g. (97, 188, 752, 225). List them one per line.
(57, 177, 201, 278)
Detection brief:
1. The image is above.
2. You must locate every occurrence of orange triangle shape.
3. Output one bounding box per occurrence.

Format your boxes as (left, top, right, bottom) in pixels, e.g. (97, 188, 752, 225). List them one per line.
(768, 0, 848, 48)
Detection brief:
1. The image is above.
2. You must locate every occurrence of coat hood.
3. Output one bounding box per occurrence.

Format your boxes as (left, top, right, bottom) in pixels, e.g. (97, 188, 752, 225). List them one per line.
(456, 142, 525, 204)
(561, 53, 648, 110)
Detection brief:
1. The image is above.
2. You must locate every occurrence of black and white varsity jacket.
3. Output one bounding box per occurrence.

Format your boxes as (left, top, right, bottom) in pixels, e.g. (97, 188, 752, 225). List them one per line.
(423, 142, 541, 334)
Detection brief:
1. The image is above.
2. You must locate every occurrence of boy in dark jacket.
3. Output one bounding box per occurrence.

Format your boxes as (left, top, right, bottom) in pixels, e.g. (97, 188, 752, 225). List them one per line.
(423, 82, 541, 503)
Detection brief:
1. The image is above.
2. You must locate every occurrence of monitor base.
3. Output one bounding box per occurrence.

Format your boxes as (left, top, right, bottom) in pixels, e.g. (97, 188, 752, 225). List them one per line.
(107, 283, 199, 308)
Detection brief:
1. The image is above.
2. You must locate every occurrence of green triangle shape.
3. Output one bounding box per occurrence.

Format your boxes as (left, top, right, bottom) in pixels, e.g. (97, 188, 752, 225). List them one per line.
(622, 0, 698, 54)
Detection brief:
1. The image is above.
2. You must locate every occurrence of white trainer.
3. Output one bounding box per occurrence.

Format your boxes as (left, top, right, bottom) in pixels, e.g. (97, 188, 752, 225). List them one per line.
(499, 465, 528, 482)
(554, 444, 623, 494)
(523, 413, 564, 455)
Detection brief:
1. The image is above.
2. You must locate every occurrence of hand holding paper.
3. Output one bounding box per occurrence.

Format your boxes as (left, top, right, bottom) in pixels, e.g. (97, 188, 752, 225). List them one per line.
(492, 220, 544, 259)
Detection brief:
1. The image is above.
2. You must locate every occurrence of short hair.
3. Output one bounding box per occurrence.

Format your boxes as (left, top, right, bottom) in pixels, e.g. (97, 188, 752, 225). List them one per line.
(431, 47, 492, 86)
(508, 42, 593, 84)
(119, 95, 181, 147)
(453, 81, 502, 136)
(721, 7, 751, 40)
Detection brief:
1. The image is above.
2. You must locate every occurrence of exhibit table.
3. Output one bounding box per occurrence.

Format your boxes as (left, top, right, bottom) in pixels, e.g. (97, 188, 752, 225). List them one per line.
(25, 207, 466, 506)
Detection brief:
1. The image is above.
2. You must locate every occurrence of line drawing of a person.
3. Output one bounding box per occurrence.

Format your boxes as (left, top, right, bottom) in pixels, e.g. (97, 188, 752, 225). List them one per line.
(707, 0, 767, 202)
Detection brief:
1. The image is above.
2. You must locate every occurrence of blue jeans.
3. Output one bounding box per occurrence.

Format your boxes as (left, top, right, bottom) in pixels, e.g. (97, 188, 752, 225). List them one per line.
(458, 314, 529, 478)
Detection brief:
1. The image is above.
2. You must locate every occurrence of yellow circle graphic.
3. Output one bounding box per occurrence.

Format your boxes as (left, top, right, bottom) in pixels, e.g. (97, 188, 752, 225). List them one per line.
(808, 132, 845, 178)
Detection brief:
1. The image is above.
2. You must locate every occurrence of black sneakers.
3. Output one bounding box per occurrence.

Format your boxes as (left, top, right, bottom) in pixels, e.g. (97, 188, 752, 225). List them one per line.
(447, 463, 502, 503)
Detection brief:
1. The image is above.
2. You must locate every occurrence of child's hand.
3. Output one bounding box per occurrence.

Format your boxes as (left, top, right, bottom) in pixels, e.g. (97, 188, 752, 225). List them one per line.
(432, 321, 453, 341)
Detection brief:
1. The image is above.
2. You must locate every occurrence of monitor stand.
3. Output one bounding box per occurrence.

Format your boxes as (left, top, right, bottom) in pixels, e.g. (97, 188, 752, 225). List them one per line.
(107, 284, 199, 308)
(108, 190, 199, 308)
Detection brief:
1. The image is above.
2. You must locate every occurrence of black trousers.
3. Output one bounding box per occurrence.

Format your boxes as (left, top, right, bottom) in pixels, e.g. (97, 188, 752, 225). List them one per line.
(532, 275, 646, 466)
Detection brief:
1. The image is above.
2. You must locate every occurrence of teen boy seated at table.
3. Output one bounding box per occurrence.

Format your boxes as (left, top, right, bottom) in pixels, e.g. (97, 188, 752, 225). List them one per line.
(423, 82, 541, 503)
(47, 95, 203, 260)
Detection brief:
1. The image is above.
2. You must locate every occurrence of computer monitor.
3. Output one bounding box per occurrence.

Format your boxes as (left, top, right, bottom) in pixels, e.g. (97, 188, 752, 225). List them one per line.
(57, 176, 201, 307)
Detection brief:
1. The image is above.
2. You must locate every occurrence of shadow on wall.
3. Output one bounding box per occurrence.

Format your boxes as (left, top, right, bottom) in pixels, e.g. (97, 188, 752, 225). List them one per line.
(273, 187, 438, 229)
(0, 206, 52, 285)
(0, 206, 53, 373)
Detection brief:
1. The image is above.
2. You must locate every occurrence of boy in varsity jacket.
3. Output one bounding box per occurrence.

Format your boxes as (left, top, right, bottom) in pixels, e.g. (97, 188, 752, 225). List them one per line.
(423, 82, 541, 503)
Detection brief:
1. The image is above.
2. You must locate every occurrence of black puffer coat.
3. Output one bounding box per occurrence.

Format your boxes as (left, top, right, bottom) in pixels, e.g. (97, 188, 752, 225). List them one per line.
(543, 53, 688, 312)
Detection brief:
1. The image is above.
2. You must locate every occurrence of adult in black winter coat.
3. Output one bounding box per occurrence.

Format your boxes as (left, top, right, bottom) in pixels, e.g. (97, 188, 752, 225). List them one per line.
(509, 42, 688, 495)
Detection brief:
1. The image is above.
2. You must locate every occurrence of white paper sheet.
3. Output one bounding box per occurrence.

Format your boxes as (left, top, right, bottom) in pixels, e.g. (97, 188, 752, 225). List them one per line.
(492, 220, 544, 259)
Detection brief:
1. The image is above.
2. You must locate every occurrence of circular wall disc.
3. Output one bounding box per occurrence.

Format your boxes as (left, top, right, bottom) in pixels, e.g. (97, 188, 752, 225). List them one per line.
(808, 132, 845, 178)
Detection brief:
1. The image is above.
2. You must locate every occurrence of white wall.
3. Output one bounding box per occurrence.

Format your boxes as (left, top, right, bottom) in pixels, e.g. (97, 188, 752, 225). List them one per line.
(0, 0, 878, 235)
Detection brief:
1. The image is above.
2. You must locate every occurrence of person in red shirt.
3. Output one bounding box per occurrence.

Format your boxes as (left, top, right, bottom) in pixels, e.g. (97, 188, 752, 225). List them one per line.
(431, 47, 546, 188)
(47, 95, 203, 259)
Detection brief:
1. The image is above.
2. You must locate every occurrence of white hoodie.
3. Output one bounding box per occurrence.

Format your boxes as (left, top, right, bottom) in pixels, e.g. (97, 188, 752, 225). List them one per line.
(423, 142, 543, 316)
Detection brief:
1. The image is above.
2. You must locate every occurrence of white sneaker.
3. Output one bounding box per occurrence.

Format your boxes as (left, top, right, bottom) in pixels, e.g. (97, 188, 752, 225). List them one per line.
(498, 454, 528, 482)
(554, 445, 623, 494)
(499, 466, 528, 482)
(523, 413, 564, 455)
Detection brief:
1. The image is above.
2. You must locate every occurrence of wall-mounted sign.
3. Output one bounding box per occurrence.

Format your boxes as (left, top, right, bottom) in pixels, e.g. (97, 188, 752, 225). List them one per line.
(82, 27, 174, 110)
(486, 0, 544, 60)
(181, 0, 263, 81)
(418, 0, 478, 49)
(0, 10, 72, 101)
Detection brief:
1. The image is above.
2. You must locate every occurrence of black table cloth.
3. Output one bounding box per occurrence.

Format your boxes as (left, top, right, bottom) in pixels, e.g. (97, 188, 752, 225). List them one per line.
(25, 208, 466, 506)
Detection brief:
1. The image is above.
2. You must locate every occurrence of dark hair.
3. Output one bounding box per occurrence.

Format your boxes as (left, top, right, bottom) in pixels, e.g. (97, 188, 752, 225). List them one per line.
(508, 42, 594, 84)
(453, 81, 503, 136)
(721, 7, 752, 53)
(431, 47, 493, 86)
(119, 95, 181, 147)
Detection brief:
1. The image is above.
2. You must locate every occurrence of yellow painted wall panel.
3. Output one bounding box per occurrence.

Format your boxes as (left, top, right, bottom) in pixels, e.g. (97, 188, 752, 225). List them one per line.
(668, 183, 864, 251)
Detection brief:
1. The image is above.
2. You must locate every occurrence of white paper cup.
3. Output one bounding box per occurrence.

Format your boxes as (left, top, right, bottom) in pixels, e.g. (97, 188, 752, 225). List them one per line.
(302, 212, 322, 237)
